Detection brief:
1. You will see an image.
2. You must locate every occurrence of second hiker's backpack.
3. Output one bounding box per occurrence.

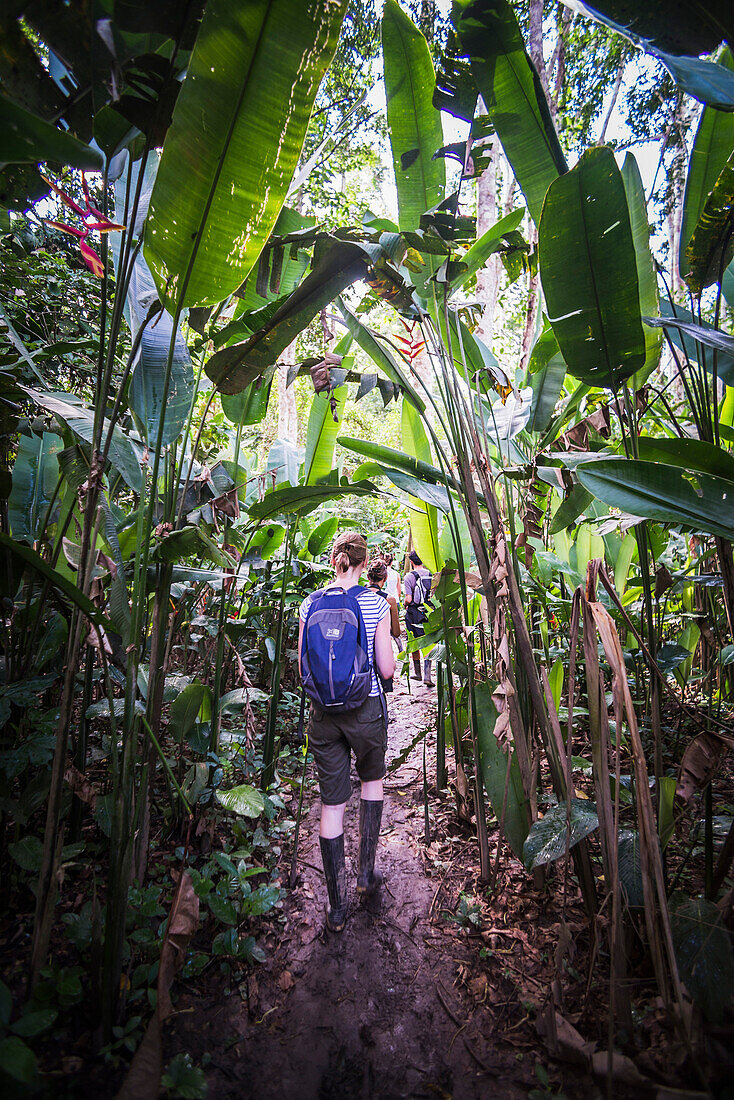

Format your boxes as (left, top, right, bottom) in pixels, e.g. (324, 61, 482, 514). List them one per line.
(301, 586, 372, 710)
(410, 570, 432, 608)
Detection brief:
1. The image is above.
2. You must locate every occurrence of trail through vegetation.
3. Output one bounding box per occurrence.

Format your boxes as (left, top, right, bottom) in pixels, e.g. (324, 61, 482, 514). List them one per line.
(167, 682, 603, 1100)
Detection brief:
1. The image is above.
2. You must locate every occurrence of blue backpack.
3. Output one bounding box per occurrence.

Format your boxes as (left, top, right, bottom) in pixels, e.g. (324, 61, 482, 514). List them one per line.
(301, 586, 372, 711)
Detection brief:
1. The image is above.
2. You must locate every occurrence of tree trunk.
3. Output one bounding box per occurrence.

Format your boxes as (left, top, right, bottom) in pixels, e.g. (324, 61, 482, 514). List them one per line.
(475, 137, 501, 344)
(278, 341, 299, 443)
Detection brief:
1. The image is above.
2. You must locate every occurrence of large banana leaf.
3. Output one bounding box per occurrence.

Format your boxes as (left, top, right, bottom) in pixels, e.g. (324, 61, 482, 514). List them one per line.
(145, 0, 347, 309)
(221, 378, 273, 427)
(653, 300, 734, 385)
(474, 681, 529, 859)
(526, 323, 567, 434)
(382, 0, 445, 235)
(0, 93, 103, 169)
(248, 481, 377, 521)
(563, 2, 734, 110)
(538, 147, 645, 389)
(679, 50, 734, 278)
(114, 155, 194, 447)
(558, 0, 732, 57)
(23, 388, 144, 494)
(401, 399, 441, 571)
(684, 151, 734, 294)
(9, 431, 63, 543)
(453, 0, 567, 225)
(206, 238, 368, 394)
(621, 153, 662, 386)
(637, 436, 734, 482)
(577, 457, 734, 540)
(338, 435, 448, 485)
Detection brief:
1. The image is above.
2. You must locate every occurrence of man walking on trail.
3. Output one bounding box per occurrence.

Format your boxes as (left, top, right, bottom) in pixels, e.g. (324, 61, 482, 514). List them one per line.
(403, 550, 434, 687)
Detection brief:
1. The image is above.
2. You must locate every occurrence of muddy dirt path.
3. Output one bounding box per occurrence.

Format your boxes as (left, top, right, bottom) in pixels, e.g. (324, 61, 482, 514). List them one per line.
(171, 679, 600, 1099)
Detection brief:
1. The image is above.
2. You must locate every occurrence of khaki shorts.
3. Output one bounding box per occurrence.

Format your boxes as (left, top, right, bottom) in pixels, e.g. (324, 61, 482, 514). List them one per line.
(308, 694, 387, 805)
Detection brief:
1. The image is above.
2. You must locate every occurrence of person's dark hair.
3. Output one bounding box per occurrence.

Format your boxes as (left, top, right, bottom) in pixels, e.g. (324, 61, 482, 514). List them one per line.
(408, 550, 422, 566)
(382, 552, 394, 567)
(367, 558, 387, 585)
(331, 530, 368, 574)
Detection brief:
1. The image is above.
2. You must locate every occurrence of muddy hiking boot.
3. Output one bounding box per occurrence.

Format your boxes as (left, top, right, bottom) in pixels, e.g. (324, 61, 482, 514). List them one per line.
(423, 659, 434, 687)
(357, 798, 383, 896)
(411, 656, 422, 681)
(319, 834, 348, 932)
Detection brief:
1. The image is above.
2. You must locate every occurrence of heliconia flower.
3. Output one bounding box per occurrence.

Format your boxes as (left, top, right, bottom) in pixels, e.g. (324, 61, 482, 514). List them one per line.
(41, 172, 124, 278)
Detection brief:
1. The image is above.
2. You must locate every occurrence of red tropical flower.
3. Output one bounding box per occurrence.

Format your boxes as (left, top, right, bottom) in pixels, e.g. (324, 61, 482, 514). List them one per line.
(42, 173, 124, 278)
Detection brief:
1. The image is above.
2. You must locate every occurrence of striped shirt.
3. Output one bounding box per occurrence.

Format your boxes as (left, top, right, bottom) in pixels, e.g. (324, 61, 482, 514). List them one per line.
(299, 585, 389, 696)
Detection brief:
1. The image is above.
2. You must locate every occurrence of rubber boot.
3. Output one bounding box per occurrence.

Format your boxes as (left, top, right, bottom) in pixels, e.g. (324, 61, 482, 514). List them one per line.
(411, 655, 422, 681)
(319, 834, 348, 932)
(423, 659, 434, 687)
(357, 799, 383, 895)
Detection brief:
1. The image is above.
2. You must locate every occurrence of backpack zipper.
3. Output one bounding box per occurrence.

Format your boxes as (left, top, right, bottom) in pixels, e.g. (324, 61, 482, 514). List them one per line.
(328, 641, 335, 701)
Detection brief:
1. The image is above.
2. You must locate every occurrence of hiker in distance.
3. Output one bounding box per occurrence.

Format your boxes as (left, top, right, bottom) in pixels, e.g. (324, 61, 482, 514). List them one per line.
(298, 531, 395, 932)
(366, 558, 402, 681)
(380, 551, 405, 661)
(403, 549, 434, 687)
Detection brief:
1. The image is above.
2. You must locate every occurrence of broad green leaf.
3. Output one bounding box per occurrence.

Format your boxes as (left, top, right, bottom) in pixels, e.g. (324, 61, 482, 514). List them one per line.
(671, 897, 734, 1023)
(207, 239, 368, 394)
(474, 681, 529, 858)
(384, 468, 451, 513)
(114, 156, 194, 447)
(208, 894, 237, 925)
(453, 0, 567, 225)
(169, 681, 209, 741)
(248, 523, 285, 561)
(23, 388, 143, 494)
(337, 297, 425, 412)
(236, 205, 318, 312)
(548, 658, 564, 713)
(684, 151, 734, 294)
(402, 399, 440, 571)
(382, 0, 445, 236)
(724, 257, 734, 308)
(146, 0, 348, 308)
(539, 147, 645, 389)
(654, 301, 734, 385)
(614, 531, 637, 598)
(450, 207, 526, 293)
(152, 525, 229, 566)
(247, 481, 377, 521)
(0, 1036, 37, 1084)
(564, 2, 734, 108)
(526, 324, 567, 434)
(0, 531, 114, 630)
(680, 50, 734, 277)
(9, 432, 63, 543)
(637, 436, 734, 482)
(10, 1010, 58, 1038)
(307, 517, 340, 556)
(338, 436, 447, 484)
(0, 93, 103, 170)
(221, 377, 273, 426)
(621, 153, 662, 385)
(577, 458, 734, 540)
(216, 783, 265, 818)
(8, 835, 42, 873)
(522, 799, 599, 870)
(220, 687, 268, 710)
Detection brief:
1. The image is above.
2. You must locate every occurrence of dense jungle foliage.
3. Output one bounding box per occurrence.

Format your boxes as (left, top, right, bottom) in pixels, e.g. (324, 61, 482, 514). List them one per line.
(1, 0, 734, 1095)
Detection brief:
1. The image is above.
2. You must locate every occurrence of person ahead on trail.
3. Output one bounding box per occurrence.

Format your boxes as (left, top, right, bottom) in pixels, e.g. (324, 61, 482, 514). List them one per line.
(366, 558, 401, 682)
(298, 531, 395, 932)
(403, 549, 434, 687)
(381, 552, 405, 659)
